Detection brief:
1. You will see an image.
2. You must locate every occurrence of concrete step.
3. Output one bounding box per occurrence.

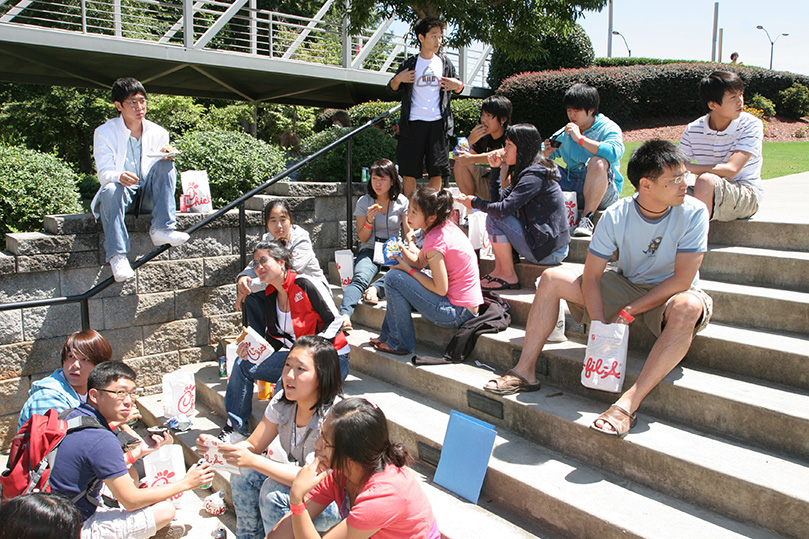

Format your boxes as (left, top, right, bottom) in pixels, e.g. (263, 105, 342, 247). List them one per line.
(346, 306, 809, 460)
(341, 359, 781, 539)
(139, 362, 553, 539)
(346, 327, 808, 538)
(42, 210, 264, 236)
(567, 238, 809, 292)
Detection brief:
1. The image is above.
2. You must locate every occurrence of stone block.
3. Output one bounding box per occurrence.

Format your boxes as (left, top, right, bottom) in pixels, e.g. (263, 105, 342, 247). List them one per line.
(175, 285, 237, 320)
(0, 272, 60, 303)
(89, 297, 105, 331)
(6, 232, 97, 256)
(0, 338, 64, 380)
(102, 292, 175, 330)
(102, 326, 143, 361)
(16, 251, 99, 273)
(171, 228, 233, 259)
(0, 251, 15, 275)
(127, 233, 171, 262)
(22, 304, 84, 341)
(143, 318, 209, 355)
(179, 345, 217, 366)
(265, 181, 365, 198)
(309, 221, 348, 250)
(125, 351, 180, 387)
(204, 255, 241, 287)
(0, 414, 18, 450)
(0, 310, 22, 345)
(209, 313, 241, 344)
(138, 259, 204, 294)
(44, 214, 101, 235)
(0, 377, 30, 416)
(314, 196, 354, 223)
(232, 227, 265, 257)
(62, 266, 137, 298)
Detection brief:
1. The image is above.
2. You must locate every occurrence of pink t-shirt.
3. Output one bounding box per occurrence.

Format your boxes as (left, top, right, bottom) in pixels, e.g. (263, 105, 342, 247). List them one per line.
(308, 465, 438, 539)
(423, 221, 483, 308)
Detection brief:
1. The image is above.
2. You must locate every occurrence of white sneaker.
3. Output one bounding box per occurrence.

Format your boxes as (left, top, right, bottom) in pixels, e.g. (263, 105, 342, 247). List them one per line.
(150, 228, 190, 247)
(572, 215, 595, 237)
(110, 254, 135, 282)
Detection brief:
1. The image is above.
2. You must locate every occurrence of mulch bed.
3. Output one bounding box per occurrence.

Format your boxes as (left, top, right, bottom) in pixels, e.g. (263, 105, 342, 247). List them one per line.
(622, 116, 809, 143)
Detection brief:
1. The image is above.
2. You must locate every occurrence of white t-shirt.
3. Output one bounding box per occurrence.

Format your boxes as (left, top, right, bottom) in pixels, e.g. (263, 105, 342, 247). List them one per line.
(679, 111, 764, 201)
(409, 54, 443, 122)
(588, 196, 709, 287)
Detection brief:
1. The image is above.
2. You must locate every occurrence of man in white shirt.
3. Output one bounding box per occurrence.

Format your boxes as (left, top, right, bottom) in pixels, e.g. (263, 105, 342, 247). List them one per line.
(387, 18, 464, 196)
(92, 77, 189, 282)
(680, 70, 764, 221)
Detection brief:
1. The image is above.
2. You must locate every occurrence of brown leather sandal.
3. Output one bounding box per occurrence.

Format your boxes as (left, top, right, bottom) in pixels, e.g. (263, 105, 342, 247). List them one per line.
(590, 405, 637, 438)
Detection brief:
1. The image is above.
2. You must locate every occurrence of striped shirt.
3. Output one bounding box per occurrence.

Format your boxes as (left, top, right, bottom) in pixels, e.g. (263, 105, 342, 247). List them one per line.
(679, 111, 764, 201)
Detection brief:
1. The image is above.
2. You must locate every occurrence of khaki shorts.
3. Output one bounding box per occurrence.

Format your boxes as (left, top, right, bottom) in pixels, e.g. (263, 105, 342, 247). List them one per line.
(81, 505, 157, 539)
(468, 164, 493, 200)
(567, 270, 713, 337)
(711, 178, 759, 221)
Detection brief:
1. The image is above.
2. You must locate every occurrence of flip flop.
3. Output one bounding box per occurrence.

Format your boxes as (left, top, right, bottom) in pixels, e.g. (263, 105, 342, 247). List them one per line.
(481, 276, 520, 290)
(368, 337, 382, 346)
(363, 289, 380, 305)
(372, 341, 410, 356)
(590, 405, 637, 438)
(483, 369, 541, 395)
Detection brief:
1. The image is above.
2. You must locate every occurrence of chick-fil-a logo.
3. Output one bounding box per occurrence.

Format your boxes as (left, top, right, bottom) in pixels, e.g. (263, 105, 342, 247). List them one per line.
(582, 357, 622, 380)
(150, 469, 183, 501)
(185, 181, 211, 208)
(177, 383, 195, 413)
(244, 342, 268, 363)
(564, 200, 577, 227)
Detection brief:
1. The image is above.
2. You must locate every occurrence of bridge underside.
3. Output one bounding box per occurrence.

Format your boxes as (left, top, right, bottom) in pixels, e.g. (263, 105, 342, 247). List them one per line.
(0, 26, 488, 105)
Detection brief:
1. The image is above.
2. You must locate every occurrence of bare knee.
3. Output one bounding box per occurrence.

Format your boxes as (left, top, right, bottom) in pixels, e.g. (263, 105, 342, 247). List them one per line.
(151, 501, 176, 530)
(663, 294, 703, 331)
(587, 156, 609, 176)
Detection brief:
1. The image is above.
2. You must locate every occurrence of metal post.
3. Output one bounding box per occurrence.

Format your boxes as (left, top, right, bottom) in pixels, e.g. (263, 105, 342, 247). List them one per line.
(268, 13, 273, 57)
(239, 201, 247, 271)
(80, 299, 90, 331)
(113, 0, 122, 37)
(81, 0, 87, 33)
(607, 0, 613, 57)
(711, 2, 718, 62)
(249, 0, 257, 54)
(183, 0, 193, 48)
(346, 138, 353, 251)
(341, 1, 351, 68)
(718, 28, 723, 62)
(459, 46, 467, 89)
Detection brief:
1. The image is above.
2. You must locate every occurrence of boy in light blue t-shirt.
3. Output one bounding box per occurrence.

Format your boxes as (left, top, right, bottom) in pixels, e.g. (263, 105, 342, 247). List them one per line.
(483, 140, 713, 439)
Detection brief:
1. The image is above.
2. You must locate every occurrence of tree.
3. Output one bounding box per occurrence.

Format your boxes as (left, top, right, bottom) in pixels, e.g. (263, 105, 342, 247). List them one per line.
(343, 0, 608, 60)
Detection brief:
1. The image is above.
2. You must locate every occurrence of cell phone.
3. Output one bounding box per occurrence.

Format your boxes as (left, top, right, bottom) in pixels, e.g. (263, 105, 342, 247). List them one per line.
(147, 426, 169, 436)
(548, 137, 562, 149)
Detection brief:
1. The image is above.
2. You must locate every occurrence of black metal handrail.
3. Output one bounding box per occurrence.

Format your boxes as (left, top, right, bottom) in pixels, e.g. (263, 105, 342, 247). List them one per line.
(0, 104, 402, 329)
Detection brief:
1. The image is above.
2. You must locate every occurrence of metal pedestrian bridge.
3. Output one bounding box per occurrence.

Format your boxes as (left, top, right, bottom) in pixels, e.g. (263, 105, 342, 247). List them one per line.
(0, 0, 492, 105)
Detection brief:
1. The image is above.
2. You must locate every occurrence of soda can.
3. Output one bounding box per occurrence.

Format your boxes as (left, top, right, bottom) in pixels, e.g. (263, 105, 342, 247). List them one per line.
(361, 167, 369, 182)
(198, 458, 213, 490)
(257, 380, 274, 400)
(179, 195, 188, 213)
(218, 357, 227, 378)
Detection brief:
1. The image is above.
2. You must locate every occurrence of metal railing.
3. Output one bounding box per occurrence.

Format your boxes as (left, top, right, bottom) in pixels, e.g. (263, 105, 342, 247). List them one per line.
(0, 104, 401, 329)
(0, 0, 492, 88)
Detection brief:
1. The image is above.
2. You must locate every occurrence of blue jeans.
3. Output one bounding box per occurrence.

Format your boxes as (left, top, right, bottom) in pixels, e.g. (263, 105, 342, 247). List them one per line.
(339, 249, 385, 317)
(486, 214, 568, 265)
(380, 269, 477, 353)
(558, 162, 619, 211)
(225, 350, 350, 434)
(97, 159, 177, 261)
(231, 469, 341, 538)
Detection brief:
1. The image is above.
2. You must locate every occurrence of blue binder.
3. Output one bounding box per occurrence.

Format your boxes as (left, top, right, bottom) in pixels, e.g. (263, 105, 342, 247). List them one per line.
(433, 410, 497, 503)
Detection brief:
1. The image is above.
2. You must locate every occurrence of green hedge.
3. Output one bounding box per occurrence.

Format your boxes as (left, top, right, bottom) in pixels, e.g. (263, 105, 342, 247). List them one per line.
(346, 99, 483, 140)
(174, 130, 285, 208)
(0, 144, 81, 234)
(595, 57, 698, 67)
(497, 63, 809, 138)
(296, 126, 397, 182)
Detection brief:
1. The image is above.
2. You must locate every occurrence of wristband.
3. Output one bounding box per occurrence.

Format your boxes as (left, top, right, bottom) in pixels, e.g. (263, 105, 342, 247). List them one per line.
(364, 222, 373, 230)
(618, 309, 635, 323)
(408, 268, 418, 277)
(290, 502, 306, 516)
(578, 137, 585, 146)
(126, 451, 137, 465)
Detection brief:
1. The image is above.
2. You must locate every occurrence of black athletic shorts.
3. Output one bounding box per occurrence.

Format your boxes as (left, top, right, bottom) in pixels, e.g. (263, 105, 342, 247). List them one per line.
(396, 119, 450, 179)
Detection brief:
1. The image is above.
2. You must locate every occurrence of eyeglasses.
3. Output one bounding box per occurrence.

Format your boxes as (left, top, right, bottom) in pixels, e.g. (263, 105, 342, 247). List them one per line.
(98, 388, 142, 400)
(254, 256, 274, 267)
(123, 98, 147, 109)
(659, 171, 689, 185)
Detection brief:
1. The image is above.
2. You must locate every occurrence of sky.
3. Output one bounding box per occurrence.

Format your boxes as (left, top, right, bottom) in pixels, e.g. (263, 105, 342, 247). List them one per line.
(576, 0, 809, 76)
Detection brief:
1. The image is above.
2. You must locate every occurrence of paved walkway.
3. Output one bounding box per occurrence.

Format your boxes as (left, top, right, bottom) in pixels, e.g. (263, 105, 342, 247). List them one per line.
(753, 172, 809, 224)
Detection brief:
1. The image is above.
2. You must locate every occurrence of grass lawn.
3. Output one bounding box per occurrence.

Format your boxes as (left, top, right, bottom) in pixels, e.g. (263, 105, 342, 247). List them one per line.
(618, 141, 809, 198)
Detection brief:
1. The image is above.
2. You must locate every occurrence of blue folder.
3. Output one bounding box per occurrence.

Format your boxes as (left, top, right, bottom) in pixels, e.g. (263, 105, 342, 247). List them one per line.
(433, 410, 497, 503)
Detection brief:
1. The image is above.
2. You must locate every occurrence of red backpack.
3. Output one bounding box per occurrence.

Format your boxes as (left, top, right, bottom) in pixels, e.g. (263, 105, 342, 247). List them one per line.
(0, 408, 103, 503)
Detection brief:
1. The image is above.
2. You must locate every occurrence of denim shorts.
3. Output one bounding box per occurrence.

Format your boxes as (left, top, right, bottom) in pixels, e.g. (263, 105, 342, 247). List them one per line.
(559, 161, 619, 211)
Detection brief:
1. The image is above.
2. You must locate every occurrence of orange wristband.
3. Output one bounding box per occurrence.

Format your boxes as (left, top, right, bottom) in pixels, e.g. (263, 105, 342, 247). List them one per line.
(290, 502, 306, 515)
(126, 451, 137, 465)
(408, 268, 417, 277)
(364, 222, 373, 230)
(578, 137, 585, 146)
(618, 309, 635, 323)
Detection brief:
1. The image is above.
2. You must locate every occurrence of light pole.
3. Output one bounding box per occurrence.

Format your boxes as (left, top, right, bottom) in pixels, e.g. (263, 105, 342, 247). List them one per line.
(612, 30, 631, 57)
(756, 25, 788, 70)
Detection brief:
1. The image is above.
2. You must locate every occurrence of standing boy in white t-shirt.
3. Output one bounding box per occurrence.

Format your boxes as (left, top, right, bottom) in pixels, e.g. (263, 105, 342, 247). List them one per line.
(387, 17, 464, 196)
(680, 70, 764, 221)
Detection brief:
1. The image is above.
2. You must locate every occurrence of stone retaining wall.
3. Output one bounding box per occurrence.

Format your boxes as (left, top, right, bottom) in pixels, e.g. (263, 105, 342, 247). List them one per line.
(0, 181, 362, 446)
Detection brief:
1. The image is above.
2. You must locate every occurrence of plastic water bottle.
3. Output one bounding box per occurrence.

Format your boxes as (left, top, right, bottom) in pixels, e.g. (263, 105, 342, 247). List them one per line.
(211, 525, 227, 538)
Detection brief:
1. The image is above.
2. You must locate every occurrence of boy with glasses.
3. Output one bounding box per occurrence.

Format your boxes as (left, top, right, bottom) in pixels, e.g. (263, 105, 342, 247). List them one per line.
(484, 140, 712, 439)
(49, 361, 214, 539)
(92, 77, 189, 282)
(680, 70, 764, 221)
(387, 17, 464, 196)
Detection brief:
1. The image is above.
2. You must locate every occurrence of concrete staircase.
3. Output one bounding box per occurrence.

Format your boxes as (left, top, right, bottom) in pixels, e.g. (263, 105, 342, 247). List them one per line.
(139, 174, 809, 538)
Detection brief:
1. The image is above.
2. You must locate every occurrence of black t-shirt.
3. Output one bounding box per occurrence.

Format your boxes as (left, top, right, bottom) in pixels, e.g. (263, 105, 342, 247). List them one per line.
(471, 132, 506, 160)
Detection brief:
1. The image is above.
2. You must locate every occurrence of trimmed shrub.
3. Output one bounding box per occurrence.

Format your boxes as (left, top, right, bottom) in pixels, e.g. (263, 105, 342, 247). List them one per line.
(174, 130, 285, 208)
(0, 144, 81, 234)
(747, 94, 776, 118)
(497, 63, 809, 138)
(778, 83, 809, 120)
(145, 94, 205, 139)
(595, 57, 697, 67)
(348, 100, 400, 128)
(296, 126, 396, 182)
(451, 99, 484, 137)
(347, 99, 481, 138)
(487, 24, 594, 89)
